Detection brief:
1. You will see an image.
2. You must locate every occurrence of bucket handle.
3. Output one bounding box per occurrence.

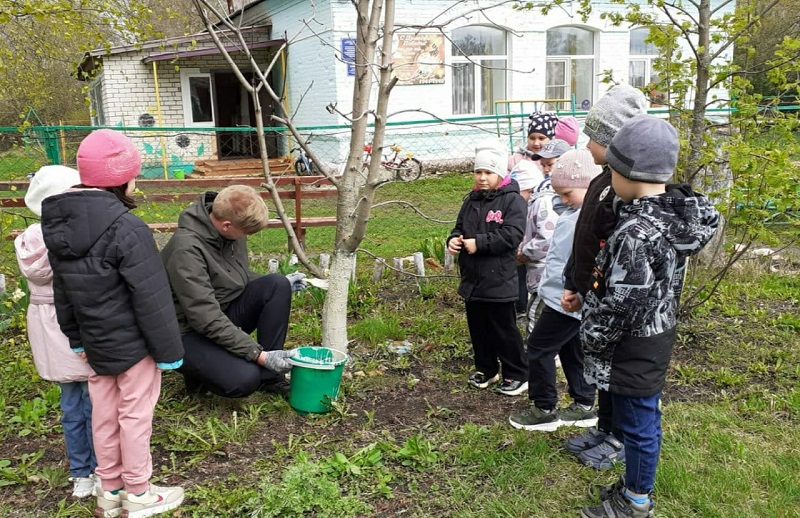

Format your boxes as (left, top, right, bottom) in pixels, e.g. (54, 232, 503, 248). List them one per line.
(288, 357, 336, 370)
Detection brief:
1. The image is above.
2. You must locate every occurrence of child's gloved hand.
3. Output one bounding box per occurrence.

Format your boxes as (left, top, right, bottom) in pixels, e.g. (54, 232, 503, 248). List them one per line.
(262, 350, 294, 374)
(285, 272, 307, 292)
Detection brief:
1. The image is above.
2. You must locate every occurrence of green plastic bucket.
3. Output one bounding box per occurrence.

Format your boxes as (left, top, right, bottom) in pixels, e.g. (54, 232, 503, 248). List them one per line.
(288, 347, 348, 414)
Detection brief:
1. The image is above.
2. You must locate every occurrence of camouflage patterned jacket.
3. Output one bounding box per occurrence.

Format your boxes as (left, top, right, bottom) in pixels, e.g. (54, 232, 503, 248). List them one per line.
(580, 184, 720, 396)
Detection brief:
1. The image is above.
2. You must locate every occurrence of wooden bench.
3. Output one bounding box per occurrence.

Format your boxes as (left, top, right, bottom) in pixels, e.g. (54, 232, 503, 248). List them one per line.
(2, 176, 338, 246)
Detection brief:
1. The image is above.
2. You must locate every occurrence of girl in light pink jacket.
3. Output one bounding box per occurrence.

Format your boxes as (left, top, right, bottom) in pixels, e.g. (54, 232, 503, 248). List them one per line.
(14, 166, 97, 499)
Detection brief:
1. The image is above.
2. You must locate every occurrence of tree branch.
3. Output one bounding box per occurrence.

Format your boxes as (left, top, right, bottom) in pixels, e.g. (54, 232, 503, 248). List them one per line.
(370, 200, 457, 224)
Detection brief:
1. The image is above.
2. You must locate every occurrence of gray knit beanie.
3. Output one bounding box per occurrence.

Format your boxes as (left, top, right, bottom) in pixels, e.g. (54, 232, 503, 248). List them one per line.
(606, 114, 678, 183)
(583, 84, 648, 147)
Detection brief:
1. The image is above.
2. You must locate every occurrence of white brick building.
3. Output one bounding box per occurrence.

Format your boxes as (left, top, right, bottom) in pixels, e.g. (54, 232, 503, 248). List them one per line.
(80, 0, 732, 176)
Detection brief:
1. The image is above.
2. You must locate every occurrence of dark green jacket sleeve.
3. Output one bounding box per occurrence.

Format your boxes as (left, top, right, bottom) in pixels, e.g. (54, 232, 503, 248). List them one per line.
(164, 244, 262, 361)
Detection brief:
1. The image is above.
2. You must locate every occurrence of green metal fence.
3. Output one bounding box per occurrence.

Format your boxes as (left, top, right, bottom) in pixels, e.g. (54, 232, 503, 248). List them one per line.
(0, 111, 589, 181)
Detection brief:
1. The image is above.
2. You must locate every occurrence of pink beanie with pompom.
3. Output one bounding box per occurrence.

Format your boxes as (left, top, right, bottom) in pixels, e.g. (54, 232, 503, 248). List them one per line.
(77, 129, 141, 187)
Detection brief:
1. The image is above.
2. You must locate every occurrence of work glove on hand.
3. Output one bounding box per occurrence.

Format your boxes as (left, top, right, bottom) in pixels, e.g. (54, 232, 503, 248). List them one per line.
(262, 349, 294, 374)
(285, 272, 307, 292)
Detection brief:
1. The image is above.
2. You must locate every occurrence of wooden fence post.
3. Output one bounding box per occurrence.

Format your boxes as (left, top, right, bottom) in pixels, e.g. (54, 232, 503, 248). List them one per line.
(444, 253, 454, 272)
(373, 258, 386, 282)
(413, 252, 425, 277)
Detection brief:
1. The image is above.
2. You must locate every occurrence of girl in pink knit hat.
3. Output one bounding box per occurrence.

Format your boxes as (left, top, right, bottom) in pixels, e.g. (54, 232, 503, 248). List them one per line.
(40, 129, 184, 518)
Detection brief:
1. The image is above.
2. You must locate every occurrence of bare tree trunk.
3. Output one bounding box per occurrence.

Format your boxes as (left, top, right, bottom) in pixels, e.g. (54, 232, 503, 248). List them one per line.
(685, 0, 711, 183)
(322, 0, 395, 352)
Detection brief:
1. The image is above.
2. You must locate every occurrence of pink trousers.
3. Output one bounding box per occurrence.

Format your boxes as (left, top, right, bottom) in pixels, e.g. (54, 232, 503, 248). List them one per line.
(89, 356, 161, 495)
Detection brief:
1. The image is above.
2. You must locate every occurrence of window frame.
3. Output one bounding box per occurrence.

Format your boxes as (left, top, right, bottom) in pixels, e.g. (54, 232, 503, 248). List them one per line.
(89, 74, 105, 126)
(180, 68, 216, 127)
(628, 27, 664, 105)
(450, 25, 508, 116)
(545, 26, 596, 111)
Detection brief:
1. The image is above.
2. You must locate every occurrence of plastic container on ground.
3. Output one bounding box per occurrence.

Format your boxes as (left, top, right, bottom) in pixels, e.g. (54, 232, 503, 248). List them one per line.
(287, 346, 348, 414)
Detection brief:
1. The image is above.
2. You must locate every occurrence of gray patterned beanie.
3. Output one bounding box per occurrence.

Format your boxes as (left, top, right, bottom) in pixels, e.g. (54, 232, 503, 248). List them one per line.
(583, 85, 648, 147)
(528, 112, 558, 139)
(606, 114, 678, 183)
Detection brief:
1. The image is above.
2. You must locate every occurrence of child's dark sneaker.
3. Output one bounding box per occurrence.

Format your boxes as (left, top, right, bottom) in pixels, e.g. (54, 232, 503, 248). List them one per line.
(564, 427, 608, 454)
(590, 475, 624, 501)
(578, 433, 625, 470)
(509, 404, 562, 431)
(495, 379, 528, 396)
(592, 476, 654, 515)
(559, 402, 598, 428)
(468, 372, 500, 389)
(581, 484, 653, 518)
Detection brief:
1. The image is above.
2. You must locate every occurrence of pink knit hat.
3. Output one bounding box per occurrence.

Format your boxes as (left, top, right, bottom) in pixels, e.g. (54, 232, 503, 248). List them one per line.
(77, 129, 141, 187)
(550, 149, 601, 189)
(554, 116, 580, 146)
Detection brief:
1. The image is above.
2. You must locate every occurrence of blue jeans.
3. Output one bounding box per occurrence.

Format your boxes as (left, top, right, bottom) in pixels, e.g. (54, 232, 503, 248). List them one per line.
(59, 382, 96, 477)
(612, 392, 662, 495)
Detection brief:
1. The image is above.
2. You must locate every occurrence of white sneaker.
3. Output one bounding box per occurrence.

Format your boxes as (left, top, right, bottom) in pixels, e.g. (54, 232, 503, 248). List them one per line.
(95, 486, 123, 517)
(121, 484, 184, 518)
(70, 476, 95, 498)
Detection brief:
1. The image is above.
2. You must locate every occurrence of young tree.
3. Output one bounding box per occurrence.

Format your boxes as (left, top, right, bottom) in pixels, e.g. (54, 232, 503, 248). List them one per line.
(192, 0, 400, 351)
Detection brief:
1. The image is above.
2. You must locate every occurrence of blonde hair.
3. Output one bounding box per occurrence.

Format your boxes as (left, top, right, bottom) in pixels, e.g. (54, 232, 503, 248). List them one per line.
(212, 185, 270, 234)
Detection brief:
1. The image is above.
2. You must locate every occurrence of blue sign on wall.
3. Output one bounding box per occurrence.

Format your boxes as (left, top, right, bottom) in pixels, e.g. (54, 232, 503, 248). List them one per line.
(341, 38, 356, 76)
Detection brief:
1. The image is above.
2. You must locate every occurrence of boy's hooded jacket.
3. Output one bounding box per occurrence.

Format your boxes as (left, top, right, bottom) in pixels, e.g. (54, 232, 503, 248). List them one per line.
(160, 192, 265, 362)
(448, 179, 527, 302)
(41, 190, 183, 376)
(581, 185, 719, 396)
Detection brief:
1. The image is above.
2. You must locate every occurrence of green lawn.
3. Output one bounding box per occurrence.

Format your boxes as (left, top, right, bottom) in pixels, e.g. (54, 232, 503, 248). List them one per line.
(0, 172, 798, 517)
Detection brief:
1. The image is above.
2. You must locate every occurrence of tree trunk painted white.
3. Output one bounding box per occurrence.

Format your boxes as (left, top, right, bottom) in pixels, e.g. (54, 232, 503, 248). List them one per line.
(321, 250, 356, 352)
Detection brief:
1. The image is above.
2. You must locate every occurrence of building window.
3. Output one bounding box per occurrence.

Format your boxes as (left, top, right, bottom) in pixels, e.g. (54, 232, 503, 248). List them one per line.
(628, 27, 664, 105)
(89, 76, 105, 126)
(181, 69, 215, 126)
(451, 26, 507, 115)
(546, 26, 595, 111)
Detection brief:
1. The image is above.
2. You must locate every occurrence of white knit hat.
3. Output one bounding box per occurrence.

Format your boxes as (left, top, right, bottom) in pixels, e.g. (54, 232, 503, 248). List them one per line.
(511, 160, 544, 191)
(25, 165, 81, 216)
(473, 138, 509, 178)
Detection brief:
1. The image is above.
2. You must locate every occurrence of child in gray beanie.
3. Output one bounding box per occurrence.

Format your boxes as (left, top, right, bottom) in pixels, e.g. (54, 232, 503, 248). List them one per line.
(584, 84, 649, 148)
(579, 114, 720, 518)
(561, 84, 648, 471)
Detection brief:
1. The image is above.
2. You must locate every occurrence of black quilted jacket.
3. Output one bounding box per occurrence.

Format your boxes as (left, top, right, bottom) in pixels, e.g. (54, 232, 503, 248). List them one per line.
(447, 180, 527, 302)
(41, 190, 183, 376)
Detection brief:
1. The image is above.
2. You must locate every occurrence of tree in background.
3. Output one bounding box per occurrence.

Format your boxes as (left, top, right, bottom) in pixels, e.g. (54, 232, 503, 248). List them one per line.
(519, 0, 799, 309)
(733, 0, 800, 98)
(0, 0, 199, 125)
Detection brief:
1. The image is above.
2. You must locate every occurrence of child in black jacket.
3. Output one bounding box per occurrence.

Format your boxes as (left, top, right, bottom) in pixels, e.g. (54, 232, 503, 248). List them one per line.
(42, 130, 184, 518)
(447, 139, 528, 396)
(579, 116, 719, 518)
